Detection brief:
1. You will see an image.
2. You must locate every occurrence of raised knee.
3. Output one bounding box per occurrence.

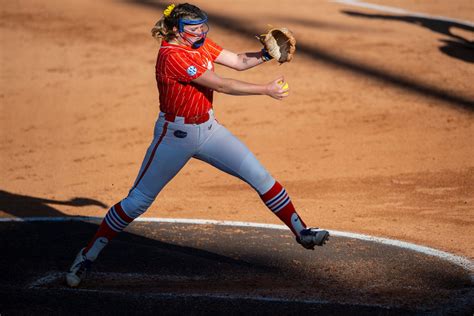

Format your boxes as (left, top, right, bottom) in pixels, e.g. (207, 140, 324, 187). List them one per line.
(121, 188, 155, 218)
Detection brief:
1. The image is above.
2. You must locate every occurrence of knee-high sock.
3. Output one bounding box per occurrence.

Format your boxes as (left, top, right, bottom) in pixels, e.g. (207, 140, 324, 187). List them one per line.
(83, 202, 133, 261)
(260, 181, 307, 237)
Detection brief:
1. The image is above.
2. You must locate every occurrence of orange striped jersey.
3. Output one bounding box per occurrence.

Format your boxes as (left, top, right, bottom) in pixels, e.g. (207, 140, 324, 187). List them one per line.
(155, 38, 223, 117)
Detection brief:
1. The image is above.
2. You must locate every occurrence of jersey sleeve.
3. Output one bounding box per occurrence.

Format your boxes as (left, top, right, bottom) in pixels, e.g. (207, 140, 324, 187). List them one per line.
(204, 38, 223, 61)
(165, 53, 208, 83)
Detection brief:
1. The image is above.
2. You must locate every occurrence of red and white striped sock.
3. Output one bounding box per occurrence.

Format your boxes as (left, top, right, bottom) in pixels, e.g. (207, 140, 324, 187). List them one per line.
(260, 181, 307, 237)
(83, 202, 133, 261)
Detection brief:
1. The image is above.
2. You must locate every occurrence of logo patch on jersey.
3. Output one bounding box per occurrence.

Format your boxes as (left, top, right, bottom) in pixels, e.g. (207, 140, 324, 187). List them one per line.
(174, 130, 188, 138)
(186, 65, 197, 76)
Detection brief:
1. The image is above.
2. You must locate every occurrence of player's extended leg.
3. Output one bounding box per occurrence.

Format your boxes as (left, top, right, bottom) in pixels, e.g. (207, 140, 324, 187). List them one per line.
(193, 122, 329, 249)
(66, 121, 195, 287)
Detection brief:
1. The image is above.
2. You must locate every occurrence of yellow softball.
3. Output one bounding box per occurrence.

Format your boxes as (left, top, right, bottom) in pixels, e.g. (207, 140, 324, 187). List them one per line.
(278, 80, 289, 95)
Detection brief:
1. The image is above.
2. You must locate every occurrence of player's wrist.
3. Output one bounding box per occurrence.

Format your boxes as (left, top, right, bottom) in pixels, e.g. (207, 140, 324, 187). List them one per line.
(261, 48, 273, 62)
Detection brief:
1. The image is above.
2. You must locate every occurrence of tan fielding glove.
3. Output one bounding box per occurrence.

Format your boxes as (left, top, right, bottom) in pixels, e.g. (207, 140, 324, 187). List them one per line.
(259, 27, 296, 63)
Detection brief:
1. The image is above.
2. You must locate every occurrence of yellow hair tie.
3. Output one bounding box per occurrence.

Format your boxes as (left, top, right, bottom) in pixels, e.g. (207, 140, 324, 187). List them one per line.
(163, 4, 175, 17)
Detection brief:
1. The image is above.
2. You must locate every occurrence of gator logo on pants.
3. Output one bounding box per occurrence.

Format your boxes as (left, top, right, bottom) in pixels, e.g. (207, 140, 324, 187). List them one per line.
(174, 130, 188, 138)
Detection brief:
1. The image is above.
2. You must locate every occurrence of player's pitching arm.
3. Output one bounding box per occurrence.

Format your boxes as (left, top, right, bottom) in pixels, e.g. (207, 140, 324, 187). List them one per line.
(193, 70, 289, 100)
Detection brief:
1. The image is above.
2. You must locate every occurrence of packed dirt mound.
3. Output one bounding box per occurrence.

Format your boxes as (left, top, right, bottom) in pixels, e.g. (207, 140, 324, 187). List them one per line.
(1, 0, 473, 260)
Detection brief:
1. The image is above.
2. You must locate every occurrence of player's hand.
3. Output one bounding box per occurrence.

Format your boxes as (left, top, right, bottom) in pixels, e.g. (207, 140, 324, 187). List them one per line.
(266, 76, 289, 100)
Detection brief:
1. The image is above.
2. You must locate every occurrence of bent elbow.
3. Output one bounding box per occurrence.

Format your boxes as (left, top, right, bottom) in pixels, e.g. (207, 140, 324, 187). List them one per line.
(234, 63, 246, 71)
(214, 84, 227, 94)
(214, 78, 231, 94)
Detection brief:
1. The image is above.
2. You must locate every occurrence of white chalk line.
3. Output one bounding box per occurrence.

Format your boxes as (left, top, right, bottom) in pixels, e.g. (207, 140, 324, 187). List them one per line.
(331, 0, 474, 28)
(28, 271, 209, 289)
(28, 271, 396, 309)
(3, 216, 473, 278)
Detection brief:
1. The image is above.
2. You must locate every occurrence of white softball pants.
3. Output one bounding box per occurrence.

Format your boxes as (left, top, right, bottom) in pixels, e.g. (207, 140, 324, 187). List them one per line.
(121, 110, 276, 219)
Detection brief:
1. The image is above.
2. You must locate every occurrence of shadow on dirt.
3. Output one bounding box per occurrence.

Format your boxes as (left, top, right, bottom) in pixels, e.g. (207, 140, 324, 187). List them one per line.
(0, 189, 297, 313)
(0, 189, 108, 217)
(0, 187, 472, 314)
(0, 189, 266, 271)
(126, 0, 473, 112)
(1, 219, 473, 315)
(342, 10, 474, 63)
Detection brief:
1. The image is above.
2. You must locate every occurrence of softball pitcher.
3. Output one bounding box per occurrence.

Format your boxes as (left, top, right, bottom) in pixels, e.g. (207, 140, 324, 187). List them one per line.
(66, 3, 329, 287)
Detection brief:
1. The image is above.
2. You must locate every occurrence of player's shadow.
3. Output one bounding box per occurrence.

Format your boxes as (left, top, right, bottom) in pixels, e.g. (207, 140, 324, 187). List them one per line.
(342, 10, 474, 63)
(0, 189, 108, 217)
(127, 0, 473, 112)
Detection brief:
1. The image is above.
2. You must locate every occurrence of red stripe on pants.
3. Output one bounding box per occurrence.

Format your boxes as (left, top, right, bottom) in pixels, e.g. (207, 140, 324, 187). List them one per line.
(133, 122, 169, 189)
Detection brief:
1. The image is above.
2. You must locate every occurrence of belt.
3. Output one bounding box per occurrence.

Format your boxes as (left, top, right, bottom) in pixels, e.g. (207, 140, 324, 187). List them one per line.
(164, 112, 210, 125)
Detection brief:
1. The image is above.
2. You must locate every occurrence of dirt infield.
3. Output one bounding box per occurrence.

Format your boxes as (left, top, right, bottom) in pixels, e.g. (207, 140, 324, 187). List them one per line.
(1, 220, 473, 314)
(1, 0, 473, 314)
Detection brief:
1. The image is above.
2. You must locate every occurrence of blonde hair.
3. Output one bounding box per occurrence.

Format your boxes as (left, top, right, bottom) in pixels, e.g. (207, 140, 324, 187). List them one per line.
(151, 3, 207, 42)
(151, 18, 171, 42)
